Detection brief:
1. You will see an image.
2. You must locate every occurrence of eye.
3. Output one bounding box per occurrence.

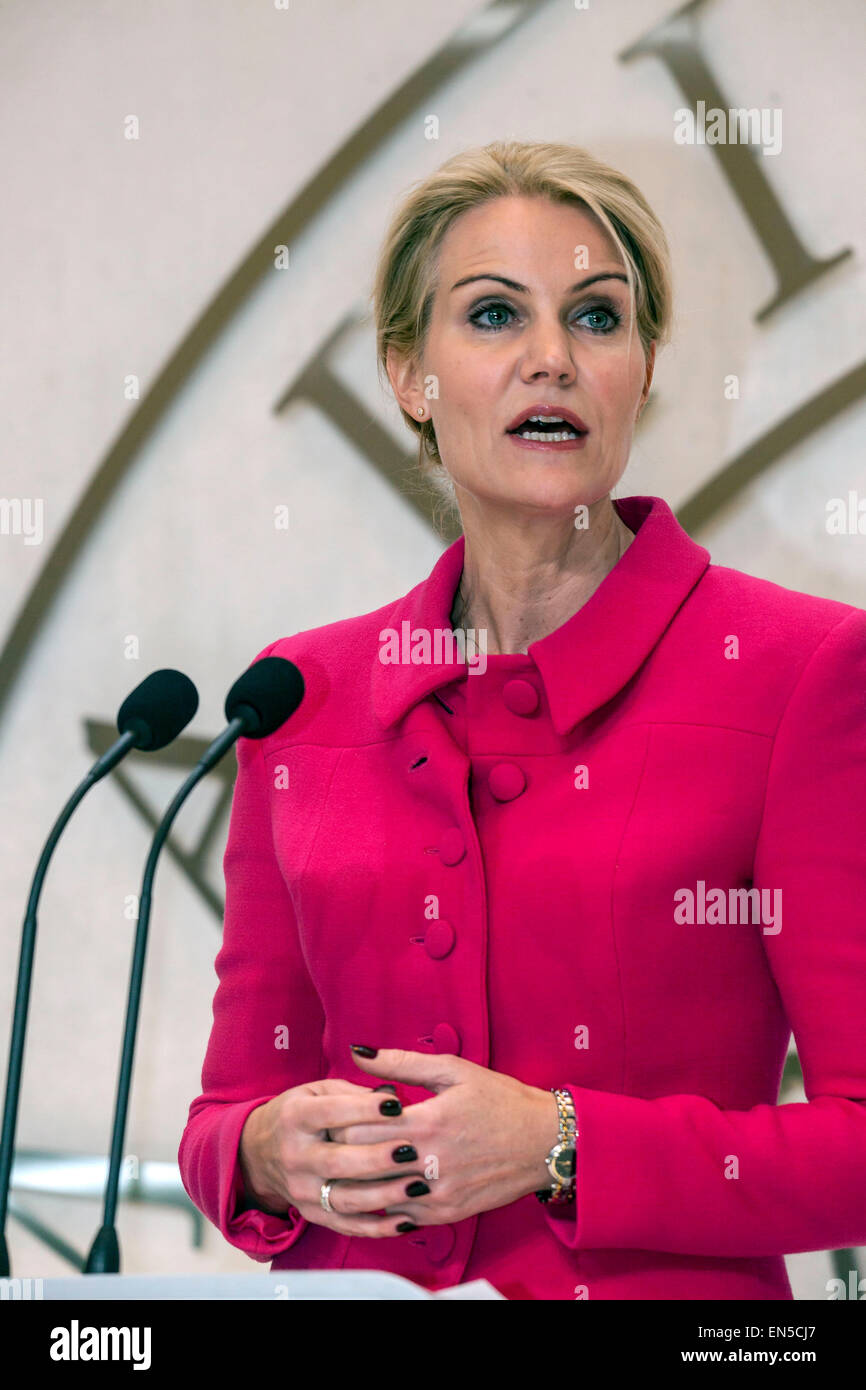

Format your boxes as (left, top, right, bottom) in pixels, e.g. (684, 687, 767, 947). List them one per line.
(467, 299, 516, 332)
(577, 301, 622, 334)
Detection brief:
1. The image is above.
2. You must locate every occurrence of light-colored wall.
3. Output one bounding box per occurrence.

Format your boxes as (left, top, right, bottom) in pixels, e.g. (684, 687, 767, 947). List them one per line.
(1, 0, 863, 1296)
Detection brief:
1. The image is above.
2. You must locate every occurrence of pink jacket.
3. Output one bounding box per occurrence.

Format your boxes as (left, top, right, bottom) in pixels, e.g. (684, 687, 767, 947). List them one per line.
(178, 494, 866, 1300)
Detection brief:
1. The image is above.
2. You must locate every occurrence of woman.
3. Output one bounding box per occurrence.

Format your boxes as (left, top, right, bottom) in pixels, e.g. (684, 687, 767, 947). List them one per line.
(178, 140, 866, 1300)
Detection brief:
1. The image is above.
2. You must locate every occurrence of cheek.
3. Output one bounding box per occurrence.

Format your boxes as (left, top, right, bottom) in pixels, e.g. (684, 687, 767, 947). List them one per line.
(593, 353, 646, 412)
(437, 365, 500, 432)
(438, 328, 502, 385)
(431, 360, 472, 418)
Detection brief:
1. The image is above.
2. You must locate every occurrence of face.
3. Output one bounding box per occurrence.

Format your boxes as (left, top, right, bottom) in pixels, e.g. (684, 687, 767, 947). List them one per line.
(388, 194, 655, 522)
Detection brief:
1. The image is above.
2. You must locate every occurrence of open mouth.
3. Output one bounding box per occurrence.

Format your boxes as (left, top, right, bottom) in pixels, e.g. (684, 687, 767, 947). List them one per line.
(505, 408, 589, 443)
(507, 416, 585, 442)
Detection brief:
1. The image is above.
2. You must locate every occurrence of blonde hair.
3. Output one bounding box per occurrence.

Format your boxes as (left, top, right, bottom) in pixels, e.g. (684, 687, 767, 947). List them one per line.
(370, 139, 673, 526)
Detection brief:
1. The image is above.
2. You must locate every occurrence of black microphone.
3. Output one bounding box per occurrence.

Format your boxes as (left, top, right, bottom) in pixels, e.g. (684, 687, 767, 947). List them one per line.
(85, 655, 305, 1273)
(0, 669, 199, 1276)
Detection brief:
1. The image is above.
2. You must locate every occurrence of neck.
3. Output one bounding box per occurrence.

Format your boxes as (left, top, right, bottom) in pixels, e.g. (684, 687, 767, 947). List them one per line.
(449, 499, 633, 655)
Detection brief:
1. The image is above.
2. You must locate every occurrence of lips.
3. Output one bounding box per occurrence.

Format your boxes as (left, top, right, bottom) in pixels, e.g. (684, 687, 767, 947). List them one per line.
(505, 404, 589, 435)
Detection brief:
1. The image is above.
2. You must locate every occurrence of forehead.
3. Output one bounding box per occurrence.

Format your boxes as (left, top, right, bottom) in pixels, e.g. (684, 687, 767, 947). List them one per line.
(437, 195, 622, 278)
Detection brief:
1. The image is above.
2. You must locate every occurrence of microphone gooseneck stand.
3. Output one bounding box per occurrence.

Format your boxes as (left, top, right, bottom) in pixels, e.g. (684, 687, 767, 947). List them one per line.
(0, 735, 141, 1277)
(84, 720, 248, 1273)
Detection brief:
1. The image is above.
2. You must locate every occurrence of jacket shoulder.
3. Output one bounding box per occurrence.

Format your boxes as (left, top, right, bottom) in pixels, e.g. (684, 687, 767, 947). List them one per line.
(257, 592, 405, 667)
(696, 561, 865, 650)
(245, 589, 411, 748)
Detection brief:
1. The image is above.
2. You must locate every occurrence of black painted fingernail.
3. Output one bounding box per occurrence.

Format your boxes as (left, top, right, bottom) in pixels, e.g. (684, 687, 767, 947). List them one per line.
(406, 1180, 430, 1197)
(392, 1145, 417, 1163)
(373, 1084, 397, 1094)
(379, 1098, 402, 1116)
(396, 1221, 416, 1234)
(350, 1044, 378, 1058)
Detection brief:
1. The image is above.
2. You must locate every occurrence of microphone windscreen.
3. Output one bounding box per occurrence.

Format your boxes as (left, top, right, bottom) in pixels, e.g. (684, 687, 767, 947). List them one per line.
(117, 669, 199, 751)
(225, 655, 304, 739)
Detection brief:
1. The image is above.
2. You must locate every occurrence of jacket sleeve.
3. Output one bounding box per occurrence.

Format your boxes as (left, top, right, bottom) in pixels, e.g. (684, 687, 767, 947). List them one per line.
(178, 644, 326, 1262)
(542, 607, 866, 1257)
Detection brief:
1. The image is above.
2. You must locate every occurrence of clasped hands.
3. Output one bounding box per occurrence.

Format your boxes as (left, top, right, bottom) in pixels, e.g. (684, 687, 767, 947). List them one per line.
(321, 1045, 559, 1232)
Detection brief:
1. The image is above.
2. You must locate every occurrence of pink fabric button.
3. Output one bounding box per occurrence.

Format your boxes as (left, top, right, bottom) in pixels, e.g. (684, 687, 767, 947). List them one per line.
(502, 677, 539, 715)
(432, 1022, 461, 1054)
(488, 762, 526, 802)
(438, 828, 466, 865)
(422, 1224, 457, 1263)
(424, 920, 456, 959)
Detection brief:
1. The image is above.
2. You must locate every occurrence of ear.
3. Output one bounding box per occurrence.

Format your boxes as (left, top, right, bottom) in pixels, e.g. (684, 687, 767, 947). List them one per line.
(638, 340, 656, 418)
(386, 344, 426, 421)
(644, 339, 656, 405)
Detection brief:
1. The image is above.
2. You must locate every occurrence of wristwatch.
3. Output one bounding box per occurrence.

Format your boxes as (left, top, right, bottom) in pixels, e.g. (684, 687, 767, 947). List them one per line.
(535, 1088, 577, 1204)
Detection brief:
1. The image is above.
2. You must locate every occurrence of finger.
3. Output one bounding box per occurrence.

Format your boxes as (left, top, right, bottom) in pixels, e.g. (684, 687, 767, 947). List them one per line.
(349, 1045, 458, 1093)
(307, 1134, 424, 1185)
(327, 1120, 406, 1145)
(301, 1207, 419, 1240)
(305, 1078, 381, 1099)
(329, 1092, 438, 1146)
(315, 1173, 431, 1222)
(333, 1083, 394, 1126)
(297, 1089, 406, 1136)
(294, 1169, 423, 1237)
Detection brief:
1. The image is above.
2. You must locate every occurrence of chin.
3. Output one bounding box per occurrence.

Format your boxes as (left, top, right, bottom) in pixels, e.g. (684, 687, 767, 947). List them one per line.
(499, 479, 590, 514)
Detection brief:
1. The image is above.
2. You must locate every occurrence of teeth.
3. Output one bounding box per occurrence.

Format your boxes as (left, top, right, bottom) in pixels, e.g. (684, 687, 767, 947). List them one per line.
(511, 414, 582, 440)
(516, 429, 578, 442)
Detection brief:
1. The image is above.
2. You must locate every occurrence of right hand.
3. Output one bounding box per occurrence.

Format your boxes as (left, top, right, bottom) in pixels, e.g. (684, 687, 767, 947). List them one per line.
(238, 1078, 425, 1238)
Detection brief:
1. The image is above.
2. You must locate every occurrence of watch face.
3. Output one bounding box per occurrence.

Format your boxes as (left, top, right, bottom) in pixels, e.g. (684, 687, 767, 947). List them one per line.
(552, 1146, 576, 1180)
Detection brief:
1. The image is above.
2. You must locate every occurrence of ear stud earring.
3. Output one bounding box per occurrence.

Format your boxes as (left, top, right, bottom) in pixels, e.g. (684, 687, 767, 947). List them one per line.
(417, 407, 425, 417)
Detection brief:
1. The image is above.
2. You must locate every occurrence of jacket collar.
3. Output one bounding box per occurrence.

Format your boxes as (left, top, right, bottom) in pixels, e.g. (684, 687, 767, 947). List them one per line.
(371, 495, 710, 738)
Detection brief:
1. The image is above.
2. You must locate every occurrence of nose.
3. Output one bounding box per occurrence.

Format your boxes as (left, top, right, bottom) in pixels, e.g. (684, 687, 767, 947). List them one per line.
(519, 318, 577, 382)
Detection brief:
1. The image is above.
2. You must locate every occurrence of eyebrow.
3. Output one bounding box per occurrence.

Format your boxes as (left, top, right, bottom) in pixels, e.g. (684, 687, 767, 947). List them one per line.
(450, 271, 629, 294)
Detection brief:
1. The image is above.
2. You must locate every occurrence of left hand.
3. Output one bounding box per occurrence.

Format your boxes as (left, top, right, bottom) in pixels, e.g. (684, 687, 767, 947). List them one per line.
(327, 1047, 559, 1226)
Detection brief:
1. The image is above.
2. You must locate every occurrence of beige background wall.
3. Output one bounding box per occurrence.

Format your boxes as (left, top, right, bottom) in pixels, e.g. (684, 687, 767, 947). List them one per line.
(1, 0, 863, 1296)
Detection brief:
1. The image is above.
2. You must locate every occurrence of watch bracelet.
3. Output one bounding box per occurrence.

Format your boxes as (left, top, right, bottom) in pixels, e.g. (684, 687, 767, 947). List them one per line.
(535, 1087, 577, 1205)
